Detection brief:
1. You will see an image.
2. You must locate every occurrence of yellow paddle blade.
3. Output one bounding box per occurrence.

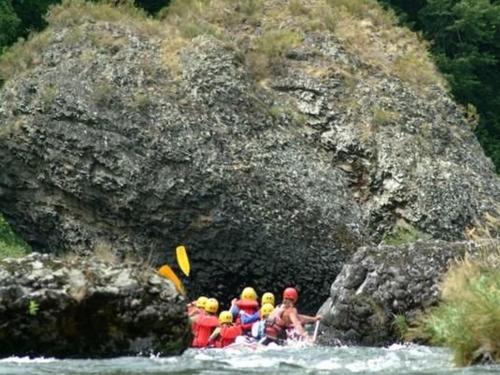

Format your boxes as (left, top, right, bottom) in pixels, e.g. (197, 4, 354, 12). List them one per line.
(158, 264, 186, 295)
(176, 245, 190, 277)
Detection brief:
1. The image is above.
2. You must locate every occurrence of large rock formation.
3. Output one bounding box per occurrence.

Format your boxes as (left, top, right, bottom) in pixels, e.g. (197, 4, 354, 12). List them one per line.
(0, 253, 189, 357)
(317, 240, 488, 346)
(0, 22, 365, 311)
(0, 1, 498, 311)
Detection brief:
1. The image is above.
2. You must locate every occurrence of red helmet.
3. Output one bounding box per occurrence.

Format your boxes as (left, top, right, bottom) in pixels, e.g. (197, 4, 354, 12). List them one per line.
(283, 287, 298, 302)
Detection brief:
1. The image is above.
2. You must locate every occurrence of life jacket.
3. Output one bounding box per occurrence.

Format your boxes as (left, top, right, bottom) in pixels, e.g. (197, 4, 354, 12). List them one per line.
(214, 325, 243, 348)
(264, 318, 288, 341)
(192, 314, 219, 348)
(236, 299, 259, 315)
(235, 300, 259, 331)
(190, 310, 205, 335)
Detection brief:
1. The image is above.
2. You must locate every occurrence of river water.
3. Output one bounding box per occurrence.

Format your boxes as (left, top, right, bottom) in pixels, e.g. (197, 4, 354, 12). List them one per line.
(1, 345, 498, 375)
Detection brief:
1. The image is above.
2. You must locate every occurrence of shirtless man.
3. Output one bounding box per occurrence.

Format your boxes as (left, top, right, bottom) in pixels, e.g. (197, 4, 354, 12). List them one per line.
(264, 287, 321, 343)
(274, 287, 306, 336)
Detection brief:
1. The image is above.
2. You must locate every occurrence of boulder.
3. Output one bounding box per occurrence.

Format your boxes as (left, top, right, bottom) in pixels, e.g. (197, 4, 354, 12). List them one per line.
(1, 1, 499, 311)
(0, 23, 365, 312)
(317, 240, 488, 346)
(0, 253, 190, 357)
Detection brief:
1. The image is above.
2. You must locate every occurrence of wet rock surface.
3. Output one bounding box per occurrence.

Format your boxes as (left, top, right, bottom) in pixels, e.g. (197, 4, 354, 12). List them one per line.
(0, 253, 189, 358)
(317, 240, 488, 346)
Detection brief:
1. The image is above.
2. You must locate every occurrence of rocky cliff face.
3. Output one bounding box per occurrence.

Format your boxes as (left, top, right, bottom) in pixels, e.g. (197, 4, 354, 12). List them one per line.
(0, 253, 189, 357)
(0, 1, 498, 311)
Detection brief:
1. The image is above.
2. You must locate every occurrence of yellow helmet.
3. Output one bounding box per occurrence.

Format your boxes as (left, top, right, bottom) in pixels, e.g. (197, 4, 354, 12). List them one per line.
(205, 298, 219, 314)
(241, 287, 257, 301)
(261, 292, 275, 306)
(219, 310, 233, 325)
(261, 303, 274, 318)
(196, 296, 208, 308)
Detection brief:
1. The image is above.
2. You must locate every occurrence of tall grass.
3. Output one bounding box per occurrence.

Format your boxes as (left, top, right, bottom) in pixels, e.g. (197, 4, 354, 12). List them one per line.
(0, 0, 162, 82)
(0, 30, 53, 81)
(414, 253, 500, 366)
(407, 209, 500, 366)
(2, 0, 444, 90)
(0, 214, 30, 259)
(165, 0, 443, 89)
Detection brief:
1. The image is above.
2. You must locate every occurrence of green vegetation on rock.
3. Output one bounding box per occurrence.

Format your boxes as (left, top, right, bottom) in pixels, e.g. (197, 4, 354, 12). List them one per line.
(393, 314, 409, 338)
(0, 213, 30, 259)
(405, 210, 500, 366)
(408, 247, 500, 366)
(0, 0, 170, 51)
(382, 220, 431, 245)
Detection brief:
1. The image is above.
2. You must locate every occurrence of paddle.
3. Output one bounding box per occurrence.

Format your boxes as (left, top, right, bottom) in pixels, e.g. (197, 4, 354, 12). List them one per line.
(312, 320, 320, 343)
(158, 244, 191, 295)
(158, 264, 186, 295)
(176, 245, 190, 276)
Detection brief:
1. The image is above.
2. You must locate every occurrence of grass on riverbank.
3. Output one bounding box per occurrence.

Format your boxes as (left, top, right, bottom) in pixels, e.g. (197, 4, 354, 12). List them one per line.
(411, 247, 500, 366)
(402, 207, 500, 366)
(0, 214, 30, 259)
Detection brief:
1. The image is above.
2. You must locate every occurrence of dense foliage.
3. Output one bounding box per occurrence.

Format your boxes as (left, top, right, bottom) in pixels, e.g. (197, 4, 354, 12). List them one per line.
(379, 0, 500, 171)
(0, 0, 21, 51)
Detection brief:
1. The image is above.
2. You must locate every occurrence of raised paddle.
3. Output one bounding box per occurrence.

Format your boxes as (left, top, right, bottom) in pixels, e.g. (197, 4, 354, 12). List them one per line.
(158, 264, 186, 295)
(176, 245, 191, 277)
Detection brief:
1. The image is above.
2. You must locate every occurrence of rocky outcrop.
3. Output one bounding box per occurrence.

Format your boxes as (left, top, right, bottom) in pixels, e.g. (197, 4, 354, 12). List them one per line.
(265, 32, 499, 241)
(317, 240, 487, 346)
(0, 1, 499, 311)
(0, 23, 365, 311)
(0, 253, 189, 358)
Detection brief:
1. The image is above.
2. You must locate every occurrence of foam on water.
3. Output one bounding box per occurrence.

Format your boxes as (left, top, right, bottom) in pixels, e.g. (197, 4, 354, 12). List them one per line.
(0, 345, 498, 374)
(0, 356, 57, 364)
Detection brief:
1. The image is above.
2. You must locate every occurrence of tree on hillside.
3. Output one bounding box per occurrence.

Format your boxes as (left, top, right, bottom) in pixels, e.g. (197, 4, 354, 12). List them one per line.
(10, 0, 60, 36)
(420, 0, 500, 169)
(0, 0, 21, 51)
(380, 0, 500, 171)
(135, 0, 170, 14)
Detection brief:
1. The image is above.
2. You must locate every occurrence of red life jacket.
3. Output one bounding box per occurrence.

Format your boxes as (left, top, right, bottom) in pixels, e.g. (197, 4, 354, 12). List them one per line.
(214, 325, 243, 348)
(236, 299, 259, 315)
(235, 299, 259, 330)
(192, 315, 219, 348)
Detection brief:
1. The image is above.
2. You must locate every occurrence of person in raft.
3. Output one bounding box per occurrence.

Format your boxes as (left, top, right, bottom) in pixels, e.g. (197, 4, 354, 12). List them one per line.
(191, 298, 219, 348)
(187, 296, 208, 320)
(261, 292, 275, 307)
(208, 311, 243, 348)
(249, 292, 275, 340)
(230, 287, 260, 332)
(263, 287, 321, 344)
(251, 302, 275, 340)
